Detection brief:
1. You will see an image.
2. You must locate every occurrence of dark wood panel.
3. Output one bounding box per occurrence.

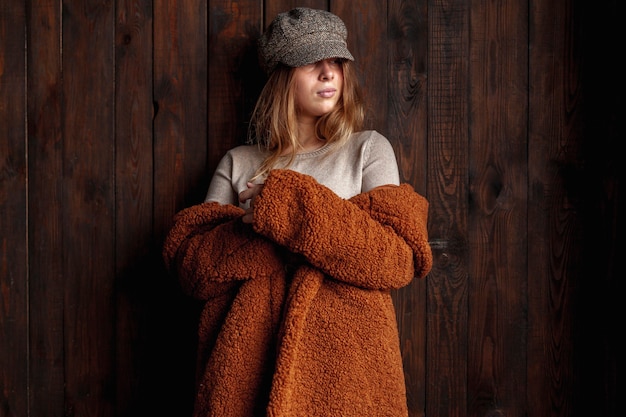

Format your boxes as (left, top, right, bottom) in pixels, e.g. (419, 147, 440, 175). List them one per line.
(528, 0, 581, 416)
(388, 0, 429, 188)
(207, 0, 263, 179)
(114, 0, 153, 285)
(152, 1, 209, 415)
(426, 1, 471, 416)
(61, 1, 116, 416)
(386, 0, 429, 415)
(113, 0, 162, 415)
(265, 0, 327, 25)
(153, 0, 208, 237)
(336, 0, 388, 133)
(26, 0, 65, 415)
(467, 1, 529, 416)
(0, 1, 28, 416)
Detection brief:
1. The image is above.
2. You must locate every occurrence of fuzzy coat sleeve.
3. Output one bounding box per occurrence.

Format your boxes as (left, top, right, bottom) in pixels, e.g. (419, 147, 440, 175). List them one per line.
(252, 169, 432, 290)
(162, 201, 284, 300)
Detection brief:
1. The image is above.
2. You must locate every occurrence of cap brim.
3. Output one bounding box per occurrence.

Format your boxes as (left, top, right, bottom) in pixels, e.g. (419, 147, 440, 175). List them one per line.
(280, 39, 354, 68)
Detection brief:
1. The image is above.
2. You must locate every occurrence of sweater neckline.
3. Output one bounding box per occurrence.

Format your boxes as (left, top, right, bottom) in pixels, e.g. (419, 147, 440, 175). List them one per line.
(291, 142, 333, 159)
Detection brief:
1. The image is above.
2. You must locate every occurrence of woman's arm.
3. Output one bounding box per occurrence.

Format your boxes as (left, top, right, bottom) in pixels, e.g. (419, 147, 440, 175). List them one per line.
(360, 130, 400, 191)
(163, 202, 283, 300)
(204, 152, 238, 205)
(252, 169, 432, 290)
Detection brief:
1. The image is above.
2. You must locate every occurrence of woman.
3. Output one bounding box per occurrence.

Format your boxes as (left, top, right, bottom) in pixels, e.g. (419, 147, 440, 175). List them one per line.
(163, 7, 433, 417)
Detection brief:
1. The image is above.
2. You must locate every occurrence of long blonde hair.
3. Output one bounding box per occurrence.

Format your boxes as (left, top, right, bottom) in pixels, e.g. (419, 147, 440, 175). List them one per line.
(247, 59, 365, 180)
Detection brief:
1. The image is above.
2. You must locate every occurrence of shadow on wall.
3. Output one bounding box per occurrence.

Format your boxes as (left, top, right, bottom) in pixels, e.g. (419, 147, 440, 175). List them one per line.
(116, 249, 202, 415)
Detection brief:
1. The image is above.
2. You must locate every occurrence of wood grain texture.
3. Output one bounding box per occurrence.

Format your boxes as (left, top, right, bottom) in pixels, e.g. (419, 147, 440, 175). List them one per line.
(265, 0, 327, 25)
(61, 1, 116, 416)
(151, 1, 209, 415)
(0, 1, 28, 416)
(467, 0, 529, 416)
(527, 0, 580, 416)
(386, 1, 429, 415)
(335, 0, 388, 133)
(26, 0, 65, 415)
(388, 0, 428, 188)
(113, 0, 172, 415)
(426, 0, 470, 416)
(153, 0, 208, 237)
(207, 0, 262, 180)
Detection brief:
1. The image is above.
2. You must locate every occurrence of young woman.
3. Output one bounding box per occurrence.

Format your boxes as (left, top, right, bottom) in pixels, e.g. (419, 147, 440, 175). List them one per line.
(163, 7, 433, 417)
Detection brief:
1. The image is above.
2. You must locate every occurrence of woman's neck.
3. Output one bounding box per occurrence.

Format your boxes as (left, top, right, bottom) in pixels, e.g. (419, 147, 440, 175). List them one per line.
(281, 120, 325, 154)
(298, 134, 325, 152)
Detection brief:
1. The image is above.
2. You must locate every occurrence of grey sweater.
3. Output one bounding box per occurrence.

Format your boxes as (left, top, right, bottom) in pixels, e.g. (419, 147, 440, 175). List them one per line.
(205, 130, 400, 207)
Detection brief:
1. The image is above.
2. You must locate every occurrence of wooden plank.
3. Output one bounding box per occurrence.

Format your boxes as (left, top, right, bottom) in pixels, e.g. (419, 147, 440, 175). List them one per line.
(385, 0, 429, 415)
(467, 0, 528, 416)
(152, 1, 208, 413)
(265, 0, 327, 24)
(336, 0, 388, 133)
(387, 0, 429, 187)
(207, 0, 262, 179)
(113, 0, 164, 415)
(426, 0, 470, 416)
(61, 1, 116, 416)
(153, 0, 208, 237)
(528, 0, 607, 415)
(337, 4, 385, 152)
(0, 1, 28, 416)
(527, 1, 576, 415)
(26, 0, 65, 415)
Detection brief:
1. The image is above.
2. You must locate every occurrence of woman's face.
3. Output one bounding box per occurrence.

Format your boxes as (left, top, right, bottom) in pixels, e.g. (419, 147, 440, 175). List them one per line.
(293, 58, 344, 122)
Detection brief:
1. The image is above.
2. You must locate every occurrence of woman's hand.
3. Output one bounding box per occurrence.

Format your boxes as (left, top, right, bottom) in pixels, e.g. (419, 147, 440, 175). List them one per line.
(239, 182, 264, 224)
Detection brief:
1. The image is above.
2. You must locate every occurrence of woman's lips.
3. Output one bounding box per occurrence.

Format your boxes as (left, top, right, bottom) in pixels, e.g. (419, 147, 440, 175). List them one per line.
(318, 88, 336, 98)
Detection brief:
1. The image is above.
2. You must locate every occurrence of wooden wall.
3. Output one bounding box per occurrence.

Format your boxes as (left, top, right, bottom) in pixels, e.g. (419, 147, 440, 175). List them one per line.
(0, 0, 619, 416)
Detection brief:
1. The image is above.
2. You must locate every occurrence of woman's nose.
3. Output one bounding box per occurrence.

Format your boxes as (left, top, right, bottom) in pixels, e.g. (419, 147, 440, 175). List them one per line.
(319, 61, 334, 80)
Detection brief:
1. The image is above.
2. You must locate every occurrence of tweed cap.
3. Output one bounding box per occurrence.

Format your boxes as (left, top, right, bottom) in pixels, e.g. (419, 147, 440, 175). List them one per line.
(258, 7, 354, 74)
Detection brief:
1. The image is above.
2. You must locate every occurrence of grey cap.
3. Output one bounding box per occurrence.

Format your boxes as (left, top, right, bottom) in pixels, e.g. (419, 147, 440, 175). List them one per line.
(258, 7, 354, 74)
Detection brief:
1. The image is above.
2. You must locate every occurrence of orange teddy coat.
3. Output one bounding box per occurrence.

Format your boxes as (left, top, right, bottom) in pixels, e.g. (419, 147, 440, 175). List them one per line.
(163, 169, 433, 417)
